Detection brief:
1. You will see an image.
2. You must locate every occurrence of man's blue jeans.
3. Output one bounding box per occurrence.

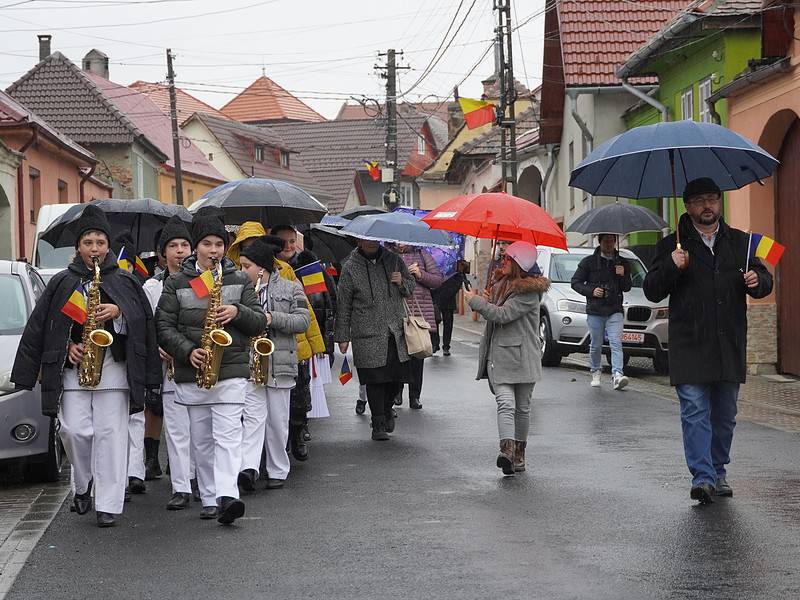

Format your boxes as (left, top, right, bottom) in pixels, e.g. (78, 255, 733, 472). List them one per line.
(587, 312, 624, 375)
(675, 382, 740, 488)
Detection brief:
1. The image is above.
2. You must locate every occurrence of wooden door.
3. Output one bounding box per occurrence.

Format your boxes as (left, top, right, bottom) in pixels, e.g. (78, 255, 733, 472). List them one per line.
(777, 119, 800, 375)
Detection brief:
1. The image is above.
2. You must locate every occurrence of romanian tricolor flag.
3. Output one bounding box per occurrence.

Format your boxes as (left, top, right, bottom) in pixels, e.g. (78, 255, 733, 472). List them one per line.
(364, 160, 381, 181)
(134, 255, 149, 277)
(339, 356, 353, 385)
(749, 233, 786, 268)
(190, 269, 215, 299)
(325, 264, 338, 278)
(61, 283, 88, 324)
(295, 261, 327, 295)
(117, 246, 131, 271)
(458, 97, 496, 129)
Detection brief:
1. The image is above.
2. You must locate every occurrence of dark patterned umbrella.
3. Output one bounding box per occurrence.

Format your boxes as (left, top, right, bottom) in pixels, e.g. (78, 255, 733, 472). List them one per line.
(566, 202, 668, 236)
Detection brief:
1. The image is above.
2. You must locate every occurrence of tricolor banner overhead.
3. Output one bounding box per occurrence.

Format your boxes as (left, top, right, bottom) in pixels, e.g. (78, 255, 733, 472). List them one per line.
(458, 97, 496, 129)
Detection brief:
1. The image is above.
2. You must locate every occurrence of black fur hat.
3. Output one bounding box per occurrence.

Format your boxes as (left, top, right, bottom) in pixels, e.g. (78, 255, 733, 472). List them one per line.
(240, 237, 276, 271)
(157, 216, 193, 257)
(73, 204, 112, 248)
(192, 215, 227, 248)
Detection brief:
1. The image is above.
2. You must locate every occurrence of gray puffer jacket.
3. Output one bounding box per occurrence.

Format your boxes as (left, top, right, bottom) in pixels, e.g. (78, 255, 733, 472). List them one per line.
(155, 256, 267, 383)
(258, 269, 310, 385)
(396, 247, 443, 325)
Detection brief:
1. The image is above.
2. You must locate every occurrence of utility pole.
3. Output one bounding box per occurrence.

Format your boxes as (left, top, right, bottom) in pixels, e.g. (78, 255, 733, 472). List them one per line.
(376, 49, 409, 210)
(494, 0, 517, 194)
(166, 49, 184, 206)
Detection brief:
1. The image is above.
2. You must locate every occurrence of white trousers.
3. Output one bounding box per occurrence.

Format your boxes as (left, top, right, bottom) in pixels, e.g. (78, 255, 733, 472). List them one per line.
(59, 390, 129, 514)
(187, 404, 243, 507)
(241, 382, 291, 480)
(162, 391, 193, 494)
(127, 411, 145, 480)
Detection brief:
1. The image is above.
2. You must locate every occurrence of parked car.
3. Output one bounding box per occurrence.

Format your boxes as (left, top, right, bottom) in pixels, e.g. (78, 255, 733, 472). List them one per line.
(0, 260, 64, 481)
(537, 247, 670, 374)
(32, 203, 77, 283)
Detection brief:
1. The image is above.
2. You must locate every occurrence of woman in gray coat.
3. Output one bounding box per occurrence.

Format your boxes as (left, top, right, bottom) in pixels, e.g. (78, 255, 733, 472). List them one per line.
(466, 241, 550, 476)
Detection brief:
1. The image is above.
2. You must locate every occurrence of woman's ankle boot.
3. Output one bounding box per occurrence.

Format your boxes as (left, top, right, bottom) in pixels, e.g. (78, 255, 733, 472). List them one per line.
(496, 439, 515, 475)
(513, 441, 526, 472)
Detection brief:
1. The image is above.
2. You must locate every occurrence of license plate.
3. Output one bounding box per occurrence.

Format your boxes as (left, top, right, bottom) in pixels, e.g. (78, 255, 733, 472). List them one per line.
(622, 332, 645, 344)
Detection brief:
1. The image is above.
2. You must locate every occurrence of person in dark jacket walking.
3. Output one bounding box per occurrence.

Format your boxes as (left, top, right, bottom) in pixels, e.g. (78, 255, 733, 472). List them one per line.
(11, 205, 161, 527)
(433, 259, 470, 357)
(155, 215, 267, 524)
(571, 234, 632, 390)
(335, 240, 414, 440)
(643, 178, 773, 505)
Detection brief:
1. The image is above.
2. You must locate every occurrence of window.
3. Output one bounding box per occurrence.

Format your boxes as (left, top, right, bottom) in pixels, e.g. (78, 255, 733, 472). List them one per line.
(680, 87, 694, 121)
(417, 136, 426, 155)
(280, 150, 290, 168)
(29, 167, 41, 224)
(698, 77, 713, 123)
(568, 142, 575, 210)
(398, 182, 414, 208)
(0, 275, 29, 335)
(58, 179, 68, 203)
(136, 156, 144, 197)
(255, 145, 265, 162)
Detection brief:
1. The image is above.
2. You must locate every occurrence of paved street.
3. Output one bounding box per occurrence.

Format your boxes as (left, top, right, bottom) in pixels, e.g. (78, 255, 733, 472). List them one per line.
(2, 329, 799, 600)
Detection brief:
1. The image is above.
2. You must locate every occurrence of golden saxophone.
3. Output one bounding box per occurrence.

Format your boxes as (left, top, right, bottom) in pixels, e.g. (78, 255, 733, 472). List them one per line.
(196, 258, 233, 389)
(249, 269, 274, 386)
(78, 256, 114, 388)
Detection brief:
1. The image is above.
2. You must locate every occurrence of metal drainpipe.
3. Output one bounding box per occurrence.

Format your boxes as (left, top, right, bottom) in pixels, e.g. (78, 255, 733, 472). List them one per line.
(540, 143, 559, 214)
(566, 91, 594, 209)
(79, 164, 96, 203)
(16, 128, 38, 259)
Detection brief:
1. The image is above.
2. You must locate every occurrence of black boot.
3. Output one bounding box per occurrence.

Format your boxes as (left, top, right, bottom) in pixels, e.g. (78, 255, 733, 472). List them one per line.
(166, 492, 191, 511)
(217, 496, 245, 525)
(128, 476, 146, 494)
(144, 437, 162, 480)
(96, 511, 116, 527)
(371, 416, 390, 441)
(237, 469, 256, 493)
(190, 478, 201, 502)
(73, 480, 93, 515)
(409, 397, 423, 410)
(385, 409, 395, 433)
(290, 425, 309, 461)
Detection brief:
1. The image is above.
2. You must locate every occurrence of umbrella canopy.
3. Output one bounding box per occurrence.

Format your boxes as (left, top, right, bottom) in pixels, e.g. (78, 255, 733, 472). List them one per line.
(191, 178, 327, 226)
(40, 198, 192, 252)
(305, 224, 356, 264)
(320, 214, 350, 227)
(422, 192, 567, 250)
(569, 120, 778, 199)
(341, 211, 453, 248)
(566, 202, 669, 236)
(338, 205, 387, 220)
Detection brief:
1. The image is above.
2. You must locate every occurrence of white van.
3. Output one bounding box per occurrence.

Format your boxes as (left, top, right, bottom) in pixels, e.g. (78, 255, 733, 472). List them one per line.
(31, 203, 78, 281)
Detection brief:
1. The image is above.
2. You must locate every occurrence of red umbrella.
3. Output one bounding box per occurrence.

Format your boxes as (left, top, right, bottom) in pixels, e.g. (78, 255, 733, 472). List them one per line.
(421, 192, 567, 250)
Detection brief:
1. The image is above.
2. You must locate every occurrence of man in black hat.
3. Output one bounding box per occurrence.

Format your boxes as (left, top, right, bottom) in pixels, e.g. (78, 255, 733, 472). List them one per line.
(12, 205, 161, 527)
(155, 213, 266, 525)
(644, 177, 773, 505)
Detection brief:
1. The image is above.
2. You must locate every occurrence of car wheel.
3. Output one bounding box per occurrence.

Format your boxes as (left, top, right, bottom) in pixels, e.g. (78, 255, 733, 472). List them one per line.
(540, 314, 562, 367)
(653, 350, 669, 375)
(24, 417, 64, 483)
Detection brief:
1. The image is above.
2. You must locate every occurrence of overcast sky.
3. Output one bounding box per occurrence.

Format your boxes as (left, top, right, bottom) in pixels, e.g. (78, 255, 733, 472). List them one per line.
(0, 0, 545, 119)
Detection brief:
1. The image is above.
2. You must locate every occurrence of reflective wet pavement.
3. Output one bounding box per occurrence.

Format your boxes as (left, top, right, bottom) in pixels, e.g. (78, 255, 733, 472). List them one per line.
(5, 336, 800, 599)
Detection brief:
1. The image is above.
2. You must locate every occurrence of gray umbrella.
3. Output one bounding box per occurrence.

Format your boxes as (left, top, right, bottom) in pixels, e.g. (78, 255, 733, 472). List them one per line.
(566, 202, 669, 236)
(338, 205, 387, 220)
(190, 178, 327, 225)
(341, 212, 453, 248)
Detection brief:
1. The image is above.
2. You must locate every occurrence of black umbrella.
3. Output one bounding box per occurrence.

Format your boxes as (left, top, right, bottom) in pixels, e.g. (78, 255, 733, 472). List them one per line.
(190, 178, 327, 226)
(338, 205, 387, 220)
(565, 202, 669, 236)
(40, 198, 192, 252)
(303, 224, 356, 264)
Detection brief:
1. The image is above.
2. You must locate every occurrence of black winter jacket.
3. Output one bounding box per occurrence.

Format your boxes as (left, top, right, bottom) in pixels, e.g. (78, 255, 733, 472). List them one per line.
(571, 248, 632, 316)
(11, 254, 161, 417)
(289, 250, 336, 355)
(643, 214, 773, 386)
(155, 256, 267, 383)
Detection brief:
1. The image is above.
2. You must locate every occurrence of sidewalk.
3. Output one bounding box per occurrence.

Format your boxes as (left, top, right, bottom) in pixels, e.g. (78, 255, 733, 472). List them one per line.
(452, 311, 800, 433)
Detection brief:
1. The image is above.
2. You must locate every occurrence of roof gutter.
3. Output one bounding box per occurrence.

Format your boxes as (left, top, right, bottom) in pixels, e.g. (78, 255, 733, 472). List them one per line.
(16, 128, 37, 259)
(616, 12, 700, 80)
(79, 164, 96, 204)
(706, 57, 792, 124)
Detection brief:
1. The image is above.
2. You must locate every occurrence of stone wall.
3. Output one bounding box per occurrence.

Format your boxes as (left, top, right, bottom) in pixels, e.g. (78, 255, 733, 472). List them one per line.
(747, 302, 777, 374)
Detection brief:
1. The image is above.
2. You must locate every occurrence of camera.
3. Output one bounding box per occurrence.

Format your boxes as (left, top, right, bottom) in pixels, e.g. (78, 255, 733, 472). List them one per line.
(456, 259, 471, 274)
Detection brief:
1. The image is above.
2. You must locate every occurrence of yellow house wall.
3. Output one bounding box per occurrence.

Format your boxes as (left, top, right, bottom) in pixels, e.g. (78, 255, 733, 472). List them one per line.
(157, 170, 221, 206)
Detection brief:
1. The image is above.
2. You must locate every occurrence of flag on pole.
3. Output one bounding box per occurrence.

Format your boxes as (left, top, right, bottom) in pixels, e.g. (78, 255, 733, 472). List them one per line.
(339, 356, 353, 385)
(134, 255, 149, 277)
(190, 269, 215, 298)
(61, 283, 88, 324)
(749, 233, 785, 267)
(295, 260, 327, 295)
(364, 160, 381, 181)
(458, 97, 496, 129)
(117, 246, 130, 271)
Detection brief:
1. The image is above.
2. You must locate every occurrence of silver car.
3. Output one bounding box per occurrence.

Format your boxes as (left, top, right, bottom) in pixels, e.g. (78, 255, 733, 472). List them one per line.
(537, 247, 669, 374)
(0, 260, 64, 481)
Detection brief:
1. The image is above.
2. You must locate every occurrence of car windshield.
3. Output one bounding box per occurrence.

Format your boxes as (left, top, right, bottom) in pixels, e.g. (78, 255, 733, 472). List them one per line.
(36, 239, 73, 269)
(0, 275, 29, 335)
(549, 254, 647, 287)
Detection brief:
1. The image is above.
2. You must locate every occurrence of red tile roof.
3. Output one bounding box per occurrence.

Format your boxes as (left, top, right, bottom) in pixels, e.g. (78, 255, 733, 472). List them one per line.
(128, 81, 225, 125)
(220, 76, 326, 124)
(335, 100, 455, 125)
(558, 0, 688, 86)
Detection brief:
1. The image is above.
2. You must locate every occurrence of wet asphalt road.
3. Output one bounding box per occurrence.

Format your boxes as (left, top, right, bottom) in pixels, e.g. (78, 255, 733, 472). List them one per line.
(7, 337, 800, 600)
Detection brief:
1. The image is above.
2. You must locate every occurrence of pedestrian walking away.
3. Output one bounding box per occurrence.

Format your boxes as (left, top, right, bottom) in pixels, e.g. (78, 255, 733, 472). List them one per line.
(433, 259, 470, 357)
(11, 205, 162, 528)
(643, 177, 773, 505)
(570, 233, 632, 390)
(466, 241, 550, 476)
(335, 240, 414, 441)
(155, 214, 267, 525)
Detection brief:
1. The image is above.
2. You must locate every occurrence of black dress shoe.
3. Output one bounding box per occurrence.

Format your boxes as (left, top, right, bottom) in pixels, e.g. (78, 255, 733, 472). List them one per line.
(690, 483, 716, 505)
(217, 497, 245, 525)
(166, 492, 191, 511)
(301, 425, 312, 442)
(409, 397, 422, 410)
(124, 486, 132, 503)
(265, 478, 285, 490)
(291, 436, 309, 462)
(128, 477, 146, 494)
(199, 506, 218, 520)
(190, 478, 201, 502)
(443, 349, 451, 356)
(96, 511, 116, 528)
(716, 476, 733, 497)
(237, 469, 256, 492)
(355, 400, 366, 415)
(73, 492, 93, 515)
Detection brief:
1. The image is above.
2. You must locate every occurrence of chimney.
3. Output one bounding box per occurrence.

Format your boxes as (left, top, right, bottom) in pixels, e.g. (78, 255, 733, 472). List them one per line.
(447, 103, 465, 139)
(82, 49, 109, 80)
(38, 34, 52, 61)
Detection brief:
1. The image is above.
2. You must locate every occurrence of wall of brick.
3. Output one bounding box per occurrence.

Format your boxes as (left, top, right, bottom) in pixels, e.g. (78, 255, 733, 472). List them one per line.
(747, 302, 777, 374)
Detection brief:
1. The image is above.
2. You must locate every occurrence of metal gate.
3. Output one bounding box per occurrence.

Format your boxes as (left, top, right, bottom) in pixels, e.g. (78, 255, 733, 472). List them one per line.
(777, 119, 800, 375)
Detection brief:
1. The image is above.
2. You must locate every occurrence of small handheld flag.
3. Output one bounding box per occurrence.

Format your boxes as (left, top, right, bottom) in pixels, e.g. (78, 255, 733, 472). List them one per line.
(339, 356, 353, 385)
(458, 97, 496, 129)
(134, 255, 149, 277)
(117, 246, 130, 271)
(364, 160, 381, 181)
(61, 283, 88, 324)
(325, 264, 338, 278)
(748, 233, 785, 268)
(295, 260, 327, 295)
(190, 269, 215, 298)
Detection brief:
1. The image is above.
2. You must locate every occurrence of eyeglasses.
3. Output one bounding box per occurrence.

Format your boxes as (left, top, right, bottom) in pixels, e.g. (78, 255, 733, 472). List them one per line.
(685, 194, 721, 206)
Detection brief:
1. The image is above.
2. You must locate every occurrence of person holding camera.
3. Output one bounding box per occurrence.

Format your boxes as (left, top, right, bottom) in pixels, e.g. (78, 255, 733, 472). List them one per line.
(571, 234, 632, 390)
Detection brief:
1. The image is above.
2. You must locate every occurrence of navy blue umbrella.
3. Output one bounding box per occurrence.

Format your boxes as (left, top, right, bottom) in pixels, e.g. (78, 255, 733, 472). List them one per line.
(341, 211, 453, 248)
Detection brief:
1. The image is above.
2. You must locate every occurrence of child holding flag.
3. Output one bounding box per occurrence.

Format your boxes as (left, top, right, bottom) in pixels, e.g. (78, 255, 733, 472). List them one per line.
(12, 205, 161, 528)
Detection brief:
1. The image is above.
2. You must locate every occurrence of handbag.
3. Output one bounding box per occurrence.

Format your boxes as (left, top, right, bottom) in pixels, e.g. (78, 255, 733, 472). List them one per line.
(403, 295, 433, 359)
